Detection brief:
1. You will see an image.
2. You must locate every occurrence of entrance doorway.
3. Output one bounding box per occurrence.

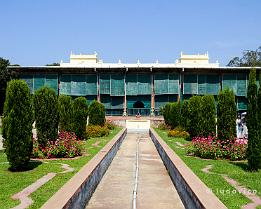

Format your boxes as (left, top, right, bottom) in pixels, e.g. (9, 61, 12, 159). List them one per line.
(133, 101, 145, 108)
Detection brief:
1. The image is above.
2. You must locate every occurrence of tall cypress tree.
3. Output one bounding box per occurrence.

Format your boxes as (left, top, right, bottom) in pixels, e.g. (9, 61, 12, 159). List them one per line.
(246, 69, 260, 171)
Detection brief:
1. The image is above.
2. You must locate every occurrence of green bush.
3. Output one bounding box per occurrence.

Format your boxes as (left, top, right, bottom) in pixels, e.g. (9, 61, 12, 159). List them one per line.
(163, 102, 180, 129)
(58, 95, 73, 131)
(105, 120, 116, 130)
(187, 96, 203, 138)
(86, 125, 110, 138)
(72, 97, 88, 139)
(34, 87, 58, 147)
(247, 69, 260, 171)
(88, 100, 105, 126)
(201, 95, 216, 137)
(2, 80, 33, 170)
(180, 100, 190, 130)
(217, 88, 236, 142)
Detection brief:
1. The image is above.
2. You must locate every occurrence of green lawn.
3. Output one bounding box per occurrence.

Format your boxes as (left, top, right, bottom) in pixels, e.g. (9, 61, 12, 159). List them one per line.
(0, 127, 122, 209)
(155, 128, 261, 209)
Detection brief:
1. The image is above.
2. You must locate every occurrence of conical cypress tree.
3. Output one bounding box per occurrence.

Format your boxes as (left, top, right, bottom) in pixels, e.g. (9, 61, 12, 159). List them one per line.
(58, 95, 73, 131)
(3, 80, 33, 170)
(34, 87, 58, 147)
(246, 69, 260, 171)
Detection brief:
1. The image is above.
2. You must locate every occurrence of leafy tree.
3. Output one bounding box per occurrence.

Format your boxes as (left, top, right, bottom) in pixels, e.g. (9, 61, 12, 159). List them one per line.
(72, 97, 88, 139)
(163, 103, 171, 126)
(180, 100, 190, 130)
(247, 69, 260, 171)
(46, 63, 60, 66)
(187, 96, 203, 138)
(0, 58, 11, 114)
(217, 88, 236, 142)
(88, 100, 105, 126)
(34, 87, 59, 147)
(227, 46, 261, 67)
(58, 95, 73, 131)
(3, 80, 33, 170)
(201, 95, 216, 137)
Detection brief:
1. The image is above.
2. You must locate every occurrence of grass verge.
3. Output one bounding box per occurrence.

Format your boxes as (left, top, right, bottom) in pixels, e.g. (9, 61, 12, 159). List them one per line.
(0, 127, 122, 209)
(154, 128, 261, 209)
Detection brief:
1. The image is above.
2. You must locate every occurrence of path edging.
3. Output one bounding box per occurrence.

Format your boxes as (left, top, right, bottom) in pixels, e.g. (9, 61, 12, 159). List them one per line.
(41, 128, 127, 209)
(149, 128, 227, 209)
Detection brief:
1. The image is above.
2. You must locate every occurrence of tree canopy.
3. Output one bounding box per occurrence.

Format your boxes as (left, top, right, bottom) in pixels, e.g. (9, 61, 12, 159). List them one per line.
(227, 46, 261, 67)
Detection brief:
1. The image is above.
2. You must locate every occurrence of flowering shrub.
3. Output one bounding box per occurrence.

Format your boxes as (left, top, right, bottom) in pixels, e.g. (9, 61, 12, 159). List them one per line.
(105, 120, 116, 130)
(186, 135, 247, 160)
(86, 125, 110, 138)
(168, 126, 190, 139)
(32, 131, 83, 159)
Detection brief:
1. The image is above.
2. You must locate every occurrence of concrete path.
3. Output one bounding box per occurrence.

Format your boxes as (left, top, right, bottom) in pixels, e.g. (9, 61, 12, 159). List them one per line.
(86, 132, 184, 209)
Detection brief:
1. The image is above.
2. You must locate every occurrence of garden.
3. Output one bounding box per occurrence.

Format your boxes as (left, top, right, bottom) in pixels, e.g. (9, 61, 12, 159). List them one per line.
(0, 80, 121, 209)
(157, 69, 261, 209)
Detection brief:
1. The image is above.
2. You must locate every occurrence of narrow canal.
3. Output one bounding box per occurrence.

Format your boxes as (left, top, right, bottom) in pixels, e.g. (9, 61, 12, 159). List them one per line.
(85, 132, 184, 209)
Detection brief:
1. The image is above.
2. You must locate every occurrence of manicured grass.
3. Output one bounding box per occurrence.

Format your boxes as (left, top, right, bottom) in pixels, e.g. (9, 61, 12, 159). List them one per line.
(155, 128, 261, 209)
(0, 127, 122, 209)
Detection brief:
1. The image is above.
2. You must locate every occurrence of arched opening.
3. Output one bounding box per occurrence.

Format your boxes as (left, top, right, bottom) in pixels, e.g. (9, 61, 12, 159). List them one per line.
(133, 101, 144, 108)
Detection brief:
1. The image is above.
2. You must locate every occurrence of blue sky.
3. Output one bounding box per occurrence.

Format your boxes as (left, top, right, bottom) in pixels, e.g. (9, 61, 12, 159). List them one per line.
(0, 0, 260, 66)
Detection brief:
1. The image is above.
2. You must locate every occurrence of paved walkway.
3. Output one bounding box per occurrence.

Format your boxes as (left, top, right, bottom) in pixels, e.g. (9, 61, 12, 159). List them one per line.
(86, 132, 184, 209)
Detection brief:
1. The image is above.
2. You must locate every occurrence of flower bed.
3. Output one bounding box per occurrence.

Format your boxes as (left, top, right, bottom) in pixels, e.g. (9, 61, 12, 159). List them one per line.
(32, 131, 83, 159)
(187, 135, 247, 160)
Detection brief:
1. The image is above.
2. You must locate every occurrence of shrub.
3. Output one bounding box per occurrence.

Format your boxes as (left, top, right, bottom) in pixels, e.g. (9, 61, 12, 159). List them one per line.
(163, 102, 180, 129)
(187, 96, 203, 138)
(88, 100, 105, 126)
(246, 69, 261, 171)
(168, 127, 190, 139)
(157, 122, 170, 130)
(201, 95, 216, 137)
(217, 88, 237, 143)
(3, 80, 33, 170)
(32, 131, 82, 158)
(34, 87, 58, 147)
(105, 120, 116, 130)
(187, 135, 247, 160)
(180, 100, 190, 130)
(71, 97, 88, 139)
(58, 95, 73, 131)
(86, 125, 110, 138)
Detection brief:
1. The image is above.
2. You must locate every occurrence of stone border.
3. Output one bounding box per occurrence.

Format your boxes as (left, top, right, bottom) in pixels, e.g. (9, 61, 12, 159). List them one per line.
(41, 128, 127, 209)
(149, 128, 227, 209)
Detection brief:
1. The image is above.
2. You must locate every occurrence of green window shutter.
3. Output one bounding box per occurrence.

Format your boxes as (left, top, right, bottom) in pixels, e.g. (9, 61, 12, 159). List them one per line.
(154, 74, 168, 95)
(45, 74, 58, 94)
(237, 96, 247, 110)
(111, 96, 124, 109)
(126, 74, 138, 95)
(34, 75, 45, 92)
(168, 74, 179, 94)
(71, 75, 86, 96)
(184, 74, 198, 94)
(86, 74, 97, 96)
(237, 74, 247, 96)
(222, 74, 237, 94)
(20, 74, 33, 93)
(138, 74, 151, 95)
(198, 75, 206, 95)
(100, 94, 111, 109)
(206, 75, 220, 95)
(111, 74, 124, 96)
(60, 75, 71, 95)
(100, 74, 111, 94)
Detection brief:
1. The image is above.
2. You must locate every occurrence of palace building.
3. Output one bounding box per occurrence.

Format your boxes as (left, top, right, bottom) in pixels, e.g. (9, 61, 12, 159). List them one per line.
(9, 52, 260, 116)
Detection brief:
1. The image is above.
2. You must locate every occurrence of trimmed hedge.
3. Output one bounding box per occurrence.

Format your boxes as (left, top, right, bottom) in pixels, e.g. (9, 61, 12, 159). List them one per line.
(180, 100, 189, 130)
(246, 69, 260, 171)
(88, 100, 105, 126)
(187, 96, 203, 138)
(201, 95, 216, 137)
(217, 88, 236, 142)
(34, 87, 58, 147)
(58, 95, 73, 131)
(72, 97, 88, 139)
(3, 80, 33, 170)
